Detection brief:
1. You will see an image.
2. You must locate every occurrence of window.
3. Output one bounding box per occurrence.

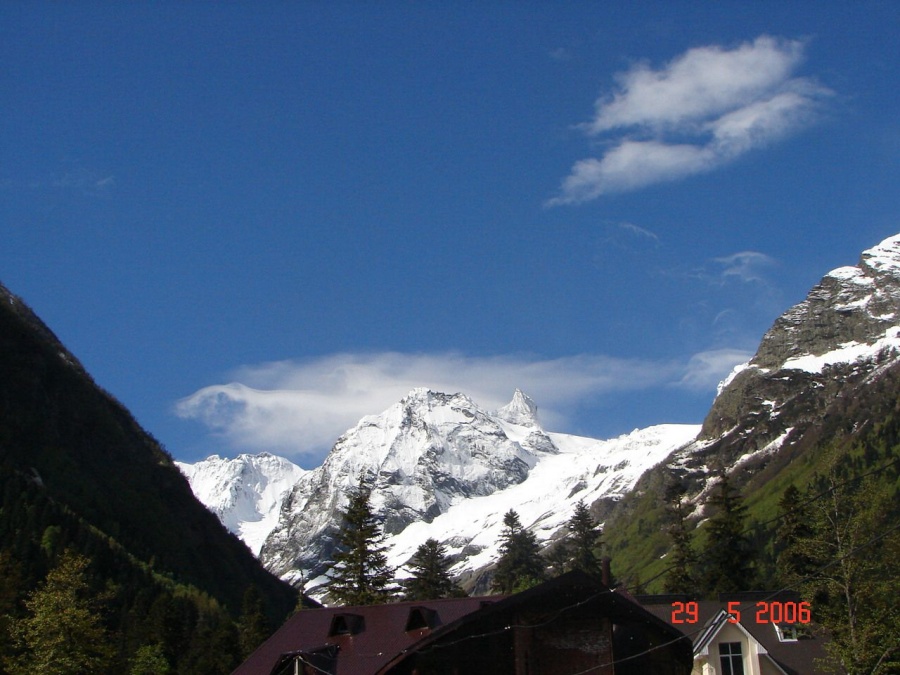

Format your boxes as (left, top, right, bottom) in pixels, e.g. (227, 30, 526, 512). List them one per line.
(404, 607, 437, 632)
(775, 623, 799, 642)
(719, 641, 744, 675)
(328, 613, 364, 636)
(775, 623, 811, 641)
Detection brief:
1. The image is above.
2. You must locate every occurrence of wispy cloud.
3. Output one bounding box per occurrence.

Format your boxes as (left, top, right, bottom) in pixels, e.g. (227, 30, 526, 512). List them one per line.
(548, 36, 832, 204)
(714, 251, 777, 283)
(616, 221, 660, 245)
(175, 350, 748, 462)
(676, 348, 754, 391)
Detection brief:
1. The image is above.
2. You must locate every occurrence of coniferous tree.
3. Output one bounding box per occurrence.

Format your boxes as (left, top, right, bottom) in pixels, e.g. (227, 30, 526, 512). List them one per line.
(326, 480, 394, 605)
(7, 549, 114, 674)
(699, 473, 754, 595)
(404, 538, 465, 600)
(491, 510, 545, 594)
(663, 498, 698, 594)
(565, 500, 604, 579)
(545, 542, 571, 578)
(774, 484, 816, 588)
(237, 585, 270, 660)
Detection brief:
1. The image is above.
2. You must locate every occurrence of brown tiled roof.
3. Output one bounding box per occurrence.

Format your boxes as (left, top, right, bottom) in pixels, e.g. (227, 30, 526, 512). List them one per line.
(636, 591, 838, 675)
(234, 595, 494, 675)
(378, 570, 693, 675)
(237, 571, 695, 675)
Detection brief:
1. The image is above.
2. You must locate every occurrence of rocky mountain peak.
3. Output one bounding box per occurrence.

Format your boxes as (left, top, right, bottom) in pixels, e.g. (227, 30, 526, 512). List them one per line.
(702, 232, 900, 442)
(750, 233, 900, 372)
(496, 389, 539, 427)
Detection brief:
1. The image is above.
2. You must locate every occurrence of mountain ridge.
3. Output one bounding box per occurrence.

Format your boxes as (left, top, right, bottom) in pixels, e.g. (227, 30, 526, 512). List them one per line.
(0, 280, 297, 618)
(179, 233, 900, 598)
(180, 387, 698, 596)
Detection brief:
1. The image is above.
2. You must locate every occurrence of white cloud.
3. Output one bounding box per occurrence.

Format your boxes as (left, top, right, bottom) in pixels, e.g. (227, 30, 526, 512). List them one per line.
(552, 141, 715, 202)
(714, 251, 777, 283)
(549, 36, 832, 204)
(175, 350, 736, 462)
(616, 221, 660, 246)
(677, 348, 754, 391)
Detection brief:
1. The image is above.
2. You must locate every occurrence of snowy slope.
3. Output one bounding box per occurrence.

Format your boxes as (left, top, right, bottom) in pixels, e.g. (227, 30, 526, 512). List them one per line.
(674, 232, 900, 507)
(175, 453, 305, 555)
(179, 388, 698, 593)
(386, 423, 697, 579)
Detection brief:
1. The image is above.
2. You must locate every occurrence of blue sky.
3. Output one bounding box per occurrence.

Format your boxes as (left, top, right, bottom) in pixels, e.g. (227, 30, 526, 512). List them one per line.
(2, 2, 899, 467)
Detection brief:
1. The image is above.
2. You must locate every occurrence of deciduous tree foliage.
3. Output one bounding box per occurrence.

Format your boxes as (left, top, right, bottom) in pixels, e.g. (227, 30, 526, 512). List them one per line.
(799, 459, 900, 675)
(130, 643, 171, 675)
(7, 549, 114, 674)
(326, 479, 394, 605)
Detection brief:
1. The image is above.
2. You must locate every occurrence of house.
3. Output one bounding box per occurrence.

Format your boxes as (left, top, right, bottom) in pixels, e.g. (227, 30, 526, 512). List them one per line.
(637, 591, 837, 675)
(235, 571, 693, 674)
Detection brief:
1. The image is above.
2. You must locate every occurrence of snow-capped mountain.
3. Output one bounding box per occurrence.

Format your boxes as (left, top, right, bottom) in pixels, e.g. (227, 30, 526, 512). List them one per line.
(175, 453, 305, 555)
(179, 233, 900, 597)
(664, 233, 900, 501)
(180, 387, 697, 593)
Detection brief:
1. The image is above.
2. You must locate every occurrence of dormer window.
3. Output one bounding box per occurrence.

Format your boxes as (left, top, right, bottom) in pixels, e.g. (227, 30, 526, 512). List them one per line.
(404, 607, 437, 632)
(775, 623, 798, 642)
(328, 613, 364, 637)
(774, 623, 811, 641)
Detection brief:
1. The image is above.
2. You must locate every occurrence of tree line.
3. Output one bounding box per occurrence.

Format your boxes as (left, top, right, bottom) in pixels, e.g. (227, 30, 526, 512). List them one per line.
(324, 478, 609, 606)
(659, 448, 900, 675)
(0, 469, 278, 674)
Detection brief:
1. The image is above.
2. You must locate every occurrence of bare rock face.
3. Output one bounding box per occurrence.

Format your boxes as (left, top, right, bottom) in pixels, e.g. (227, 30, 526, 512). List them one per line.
(755, 238, 900, 370)
(702, 235, 900, 442)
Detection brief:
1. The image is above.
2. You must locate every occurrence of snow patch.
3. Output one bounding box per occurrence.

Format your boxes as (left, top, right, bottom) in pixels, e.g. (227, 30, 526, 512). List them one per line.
(782, 327, 900, 374)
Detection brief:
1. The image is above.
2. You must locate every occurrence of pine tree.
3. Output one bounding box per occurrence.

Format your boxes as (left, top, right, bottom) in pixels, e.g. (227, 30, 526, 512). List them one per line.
(774, 484, 816, 588)
(663, 498, 697, 594)
(699, 473, 754, 595)
(326, 480, 394, 605)
(8, 549, 114, 673)
(404, 538, 465, 600)
(491, 510, 545, 594)
(237, 586, 270, 659)
(565, 500, 604, 579)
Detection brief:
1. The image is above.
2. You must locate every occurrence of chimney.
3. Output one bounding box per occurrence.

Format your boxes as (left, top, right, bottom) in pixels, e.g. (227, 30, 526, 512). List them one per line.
(601, 557, 611, 588)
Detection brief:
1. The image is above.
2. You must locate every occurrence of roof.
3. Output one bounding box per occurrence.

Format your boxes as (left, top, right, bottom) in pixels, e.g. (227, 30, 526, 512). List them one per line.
(636, 591, 837, 675)
(236, 571, 693, 675)
(379, 571, 693, 674)
(234, 595, 494, 675)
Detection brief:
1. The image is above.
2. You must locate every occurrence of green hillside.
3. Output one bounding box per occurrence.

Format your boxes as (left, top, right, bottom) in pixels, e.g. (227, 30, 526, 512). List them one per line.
(605, 362, 900, 595)
(0, 285, 299, 673)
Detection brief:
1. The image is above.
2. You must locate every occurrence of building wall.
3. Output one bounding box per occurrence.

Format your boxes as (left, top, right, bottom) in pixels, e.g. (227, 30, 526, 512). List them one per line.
(693, 623, 772, 675)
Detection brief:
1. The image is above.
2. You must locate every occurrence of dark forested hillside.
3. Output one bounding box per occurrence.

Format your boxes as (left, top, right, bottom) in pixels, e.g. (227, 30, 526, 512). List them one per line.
(0, 283, 298, 672)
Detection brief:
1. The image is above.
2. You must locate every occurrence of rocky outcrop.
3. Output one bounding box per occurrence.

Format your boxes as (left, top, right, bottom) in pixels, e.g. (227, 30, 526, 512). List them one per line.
(702, 234, 900, 442)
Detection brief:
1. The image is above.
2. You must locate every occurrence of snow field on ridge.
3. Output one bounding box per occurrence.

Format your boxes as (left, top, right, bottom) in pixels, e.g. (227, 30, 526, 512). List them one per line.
(386, 423, 699, 576)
